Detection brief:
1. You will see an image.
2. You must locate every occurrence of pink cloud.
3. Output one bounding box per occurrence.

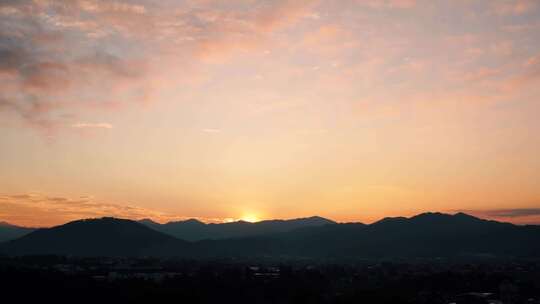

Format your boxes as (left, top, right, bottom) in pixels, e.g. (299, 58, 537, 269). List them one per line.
(498, 53, 540, 93)
(72, 122, 113, 129)
(359, 0, 416, 9)
(492, 0, 538, 16)
(0, 193, 229, 227)
(460, 208, 540, 225)
(0, 0, 317, 133)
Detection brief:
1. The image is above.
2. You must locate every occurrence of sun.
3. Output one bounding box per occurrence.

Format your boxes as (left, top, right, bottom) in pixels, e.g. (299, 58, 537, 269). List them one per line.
(240, 214, 260, 223)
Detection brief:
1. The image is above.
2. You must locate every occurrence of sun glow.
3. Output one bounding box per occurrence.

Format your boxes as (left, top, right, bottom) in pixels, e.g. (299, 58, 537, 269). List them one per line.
(240, 214, 260, 223)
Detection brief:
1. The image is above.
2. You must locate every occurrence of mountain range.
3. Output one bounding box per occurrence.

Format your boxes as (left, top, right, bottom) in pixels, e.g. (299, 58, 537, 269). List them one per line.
(138, 216, 335, 241)
(1, 212, 539, 259)
(0, 218, 190, 257)
(0, 222, 35, 243)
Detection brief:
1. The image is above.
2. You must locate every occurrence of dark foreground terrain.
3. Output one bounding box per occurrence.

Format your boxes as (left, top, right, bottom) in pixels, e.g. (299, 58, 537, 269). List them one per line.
(1, 256, 540, 304)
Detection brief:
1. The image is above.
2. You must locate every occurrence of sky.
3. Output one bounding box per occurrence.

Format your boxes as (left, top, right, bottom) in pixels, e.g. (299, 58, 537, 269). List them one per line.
(1, 0, 540, 227)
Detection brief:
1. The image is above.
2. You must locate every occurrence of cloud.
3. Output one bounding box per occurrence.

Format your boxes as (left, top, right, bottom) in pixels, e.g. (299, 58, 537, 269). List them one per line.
(72, 122, 113, 129)
(358, 0, 416, 9)
(491, 0, 538, 16)
(0, 193, 227, 227)
(458, 208, 540, 225)
(202, 128, 222, 133)
(498, 52, 540, 93)
(480, 208, 540, 218)
(0, 0, 317, 133)
(0, 1, 149, 131)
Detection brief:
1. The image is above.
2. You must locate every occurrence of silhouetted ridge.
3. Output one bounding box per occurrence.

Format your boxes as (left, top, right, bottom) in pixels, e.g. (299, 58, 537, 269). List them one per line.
(138, 218, 160, 225)
(197, 212, 540, 258)
(2, 217, 190, 257)
(181, 219, 205, 225)
(2, 212, 539, 259)
(453, 212, 480, 220)
(0, 221, 35, 242)
(372, 216, 407, 225)
(140, 215, 336, 241)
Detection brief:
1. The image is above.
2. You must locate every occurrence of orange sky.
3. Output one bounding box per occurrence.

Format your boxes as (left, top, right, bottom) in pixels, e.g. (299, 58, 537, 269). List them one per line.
(1, 0, 540, 227)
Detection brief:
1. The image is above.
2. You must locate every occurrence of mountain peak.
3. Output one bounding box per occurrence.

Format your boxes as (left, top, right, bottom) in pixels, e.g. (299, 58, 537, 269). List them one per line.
(453, 212, 481, 220)
(62, 217, 153, 230)
(75, 217, 129, 224)
(164, 218, 205, 225)
(0, 221, 33, 229)
(372, 216, 408, 225)
(303, 216, 336, 224)
(0, 221, 36, 242)
(0, 221, 15, 228)
(3, 217, 185, 257)
(138, 218, 160, 225)
(409, 212, 489, 224)
(183, 219, 205, 225)
(411, 212, 448, 219)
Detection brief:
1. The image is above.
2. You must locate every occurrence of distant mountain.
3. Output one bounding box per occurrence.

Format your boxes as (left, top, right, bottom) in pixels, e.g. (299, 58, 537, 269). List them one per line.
(0, 222, 35, 242)
(2, 213, 539, 259)
(0, 217, 191, 257)
(196, 212, 540, 259)
(139, 216, 336, 241)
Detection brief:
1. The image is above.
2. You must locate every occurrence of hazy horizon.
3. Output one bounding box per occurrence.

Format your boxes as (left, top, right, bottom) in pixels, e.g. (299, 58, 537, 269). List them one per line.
(1, 0, 540, 227)
(1, 210, 538, 229)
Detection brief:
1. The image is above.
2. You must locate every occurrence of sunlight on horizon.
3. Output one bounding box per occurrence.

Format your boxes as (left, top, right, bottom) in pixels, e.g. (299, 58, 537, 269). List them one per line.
(240, 214, 261, 223)
(1, 0, 540, 227)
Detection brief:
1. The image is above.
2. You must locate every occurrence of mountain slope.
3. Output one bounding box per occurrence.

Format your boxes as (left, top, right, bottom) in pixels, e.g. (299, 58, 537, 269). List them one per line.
(0, 222, 35, 242)
(1, 217, 191, 257)
(139, 216, 336, 241)
(196, 213, 540, 259)
(2, 213, 539, 259)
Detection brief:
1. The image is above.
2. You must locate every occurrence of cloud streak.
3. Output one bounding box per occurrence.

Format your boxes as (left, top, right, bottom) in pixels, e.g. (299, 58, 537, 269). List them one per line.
(0, 0, 317, 133)
(458, 208, 540, 225)
(358, 0, 416, 9)
(72, 122, 113, 129)
(0, 193, 227, 227)
(480, 208, 540, 218)
(202, 128, 222, 134)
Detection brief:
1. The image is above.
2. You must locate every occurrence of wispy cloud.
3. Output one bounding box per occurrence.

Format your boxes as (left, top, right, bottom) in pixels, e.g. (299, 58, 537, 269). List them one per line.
(202, 128, 222, 134)
(480, 208, 540, 218)
(72, 122, 113, 129)
(357, 0, 416, 9)
(0, 193, 227, 227)
(458, 208, 540, 225)
(0, 0, 317, 133)
(491, 0, 538, 16)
